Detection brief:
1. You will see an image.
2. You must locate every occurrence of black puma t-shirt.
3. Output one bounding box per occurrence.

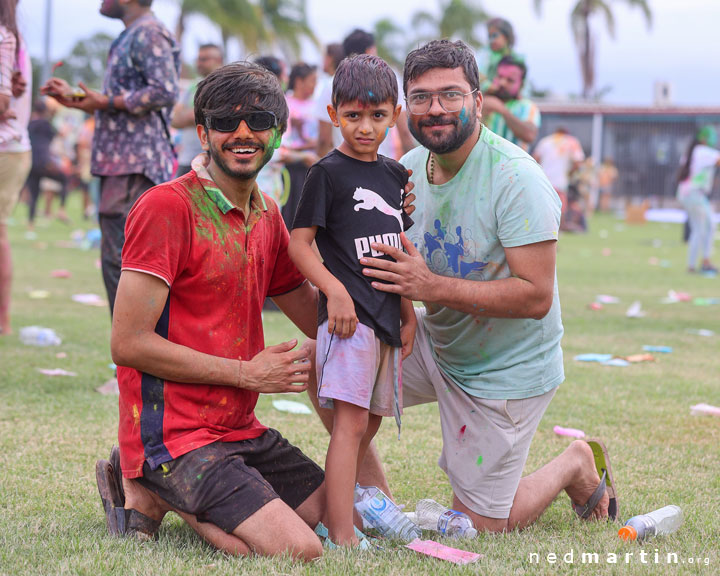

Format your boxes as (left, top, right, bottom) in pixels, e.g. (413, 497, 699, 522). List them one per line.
(292, 149, 409, 347)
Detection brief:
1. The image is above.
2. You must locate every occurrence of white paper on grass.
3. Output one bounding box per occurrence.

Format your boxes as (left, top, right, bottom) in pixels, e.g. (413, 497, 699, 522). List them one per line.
(272, 400, 312, 414)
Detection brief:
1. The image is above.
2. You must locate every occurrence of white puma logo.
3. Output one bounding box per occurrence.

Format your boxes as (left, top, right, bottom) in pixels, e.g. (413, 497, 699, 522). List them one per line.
(352, 187, 403, 230)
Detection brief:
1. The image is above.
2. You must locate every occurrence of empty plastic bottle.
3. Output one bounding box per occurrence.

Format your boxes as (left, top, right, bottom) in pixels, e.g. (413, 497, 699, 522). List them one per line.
(415, 499, 478, 538)
(618, 505, 683, 541)
(19, 326, 62, 347)
(354, 485, 421, 542)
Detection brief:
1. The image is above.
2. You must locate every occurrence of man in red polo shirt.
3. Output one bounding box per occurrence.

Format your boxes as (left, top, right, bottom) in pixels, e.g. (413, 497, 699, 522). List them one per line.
(96, 62, 324, 561)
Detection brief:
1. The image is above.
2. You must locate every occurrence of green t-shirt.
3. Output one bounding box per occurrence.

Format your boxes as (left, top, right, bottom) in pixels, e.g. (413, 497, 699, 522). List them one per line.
(400, 127, 564, 400)
(484, 98, 540, 152)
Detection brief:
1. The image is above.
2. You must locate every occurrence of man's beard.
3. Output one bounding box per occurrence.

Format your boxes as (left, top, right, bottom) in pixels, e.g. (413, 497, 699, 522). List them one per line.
(408, 106, 477, 155)
(208, 139, 274, 181)
(492, 87, 515, 102)
(100, 0, 125, 19)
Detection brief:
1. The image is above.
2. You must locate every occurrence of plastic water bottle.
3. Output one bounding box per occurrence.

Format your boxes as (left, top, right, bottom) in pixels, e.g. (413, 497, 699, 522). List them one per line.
(618, 505, 683, 541)
(354, 485, 421, 542)
(415, 499, 478, 538)
(19, 326, 62, 347)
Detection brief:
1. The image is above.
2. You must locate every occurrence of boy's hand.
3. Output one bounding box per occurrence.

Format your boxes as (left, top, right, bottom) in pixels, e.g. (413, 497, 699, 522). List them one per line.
(327, 286, 358, 338)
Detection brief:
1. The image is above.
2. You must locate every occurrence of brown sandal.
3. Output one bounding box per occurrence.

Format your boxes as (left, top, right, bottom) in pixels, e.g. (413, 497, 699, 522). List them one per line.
(96, 446, 162, 540)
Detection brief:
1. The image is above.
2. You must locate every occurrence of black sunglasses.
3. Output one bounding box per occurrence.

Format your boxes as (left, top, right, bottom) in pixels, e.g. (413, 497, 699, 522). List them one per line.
(206, 111, 278, 133)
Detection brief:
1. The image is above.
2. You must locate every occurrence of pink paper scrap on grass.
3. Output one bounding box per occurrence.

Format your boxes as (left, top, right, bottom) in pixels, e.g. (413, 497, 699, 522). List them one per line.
(406, 538, 483, 565)
(51, 269, 71, 278)
(690, 403, 720, 417)
(553, 425, 586, 439)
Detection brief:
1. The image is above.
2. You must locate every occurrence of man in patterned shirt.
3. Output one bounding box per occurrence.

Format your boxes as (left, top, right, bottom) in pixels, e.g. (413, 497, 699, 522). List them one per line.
(482, 55, 540, 152)
(42, 0, 179, 315)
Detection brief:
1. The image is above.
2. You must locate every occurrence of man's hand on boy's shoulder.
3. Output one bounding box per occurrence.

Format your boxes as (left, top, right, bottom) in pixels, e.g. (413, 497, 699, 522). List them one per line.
(402, 168, 416, 217)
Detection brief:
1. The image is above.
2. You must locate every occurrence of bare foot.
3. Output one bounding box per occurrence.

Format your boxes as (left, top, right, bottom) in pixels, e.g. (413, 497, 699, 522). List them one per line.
(564, 440, 609, 520)
(122, 476, 170, 523)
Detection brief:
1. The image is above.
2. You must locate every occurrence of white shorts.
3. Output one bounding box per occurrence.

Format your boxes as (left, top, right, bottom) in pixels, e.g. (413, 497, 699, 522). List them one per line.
(316, 320, 401, 427)
(402, 307, 556, 519)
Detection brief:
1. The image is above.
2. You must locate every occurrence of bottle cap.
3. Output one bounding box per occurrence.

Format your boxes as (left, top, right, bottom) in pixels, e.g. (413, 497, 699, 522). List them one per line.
(618, 525, 638, 541)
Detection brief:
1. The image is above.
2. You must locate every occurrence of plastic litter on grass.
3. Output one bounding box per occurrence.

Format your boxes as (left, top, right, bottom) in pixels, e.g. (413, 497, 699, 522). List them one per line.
(272, 400, 312, 414)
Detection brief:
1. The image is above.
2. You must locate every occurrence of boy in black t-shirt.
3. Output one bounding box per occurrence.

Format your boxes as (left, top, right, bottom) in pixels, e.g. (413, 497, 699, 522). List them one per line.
(288, 54, 416, 548)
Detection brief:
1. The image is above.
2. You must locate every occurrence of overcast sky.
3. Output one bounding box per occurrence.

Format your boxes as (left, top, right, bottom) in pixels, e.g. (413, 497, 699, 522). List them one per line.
(18, 0, 720, 106)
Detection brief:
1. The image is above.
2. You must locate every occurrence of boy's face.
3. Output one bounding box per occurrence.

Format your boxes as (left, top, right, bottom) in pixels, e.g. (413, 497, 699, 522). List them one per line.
(328, 99, 400, 162)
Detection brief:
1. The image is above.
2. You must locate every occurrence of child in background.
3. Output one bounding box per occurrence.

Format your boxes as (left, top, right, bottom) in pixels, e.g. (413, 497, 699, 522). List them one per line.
(288, 54, 415, 548)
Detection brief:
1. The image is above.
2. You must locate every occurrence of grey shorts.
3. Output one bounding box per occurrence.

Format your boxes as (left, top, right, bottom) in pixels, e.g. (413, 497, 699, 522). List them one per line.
(402, 308, 556, 519)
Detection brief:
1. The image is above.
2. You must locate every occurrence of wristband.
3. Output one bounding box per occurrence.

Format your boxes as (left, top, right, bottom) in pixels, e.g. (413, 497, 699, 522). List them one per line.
(106, 95, 115, 113)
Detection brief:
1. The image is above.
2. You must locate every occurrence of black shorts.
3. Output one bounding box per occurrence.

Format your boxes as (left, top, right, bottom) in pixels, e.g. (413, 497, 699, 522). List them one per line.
(136, 429, 325, 533)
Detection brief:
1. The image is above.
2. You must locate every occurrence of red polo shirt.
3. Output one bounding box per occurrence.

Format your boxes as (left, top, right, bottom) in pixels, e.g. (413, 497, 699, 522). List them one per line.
(117, 167, 305, 478)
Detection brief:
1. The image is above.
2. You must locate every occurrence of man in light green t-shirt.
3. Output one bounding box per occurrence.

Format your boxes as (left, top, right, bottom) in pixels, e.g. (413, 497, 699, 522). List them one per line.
(353, 40, 618, 532)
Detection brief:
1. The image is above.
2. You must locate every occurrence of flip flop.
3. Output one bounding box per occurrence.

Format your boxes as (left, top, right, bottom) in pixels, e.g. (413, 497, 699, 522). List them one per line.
(95, 446, 161, 540)
(573, 438, 619, 521)
(314, 521, 379, 550)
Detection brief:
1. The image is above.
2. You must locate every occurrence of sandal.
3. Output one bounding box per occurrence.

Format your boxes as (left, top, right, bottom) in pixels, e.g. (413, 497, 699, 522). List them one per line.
(573, 438, 619, 521)
(95, 446, 161, 540)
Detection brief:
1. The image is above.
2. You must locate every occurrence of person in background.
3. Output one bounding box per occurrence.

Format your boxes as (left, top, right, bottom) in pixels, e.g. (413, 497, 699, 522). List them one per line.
(172, 43, 223, 177)
(596, 157, 618, 212)
(41, 0, 180, 318)
(254, 55, 288, 90)
(482, 55, 539, 152)
(0, 0, 32, 335)
(533, 126, 585, 224)
(478, 17, 516, 90)
(281, 62, 319, 228)
(25, 99, 69, 229)
(677, 125, 720, 274)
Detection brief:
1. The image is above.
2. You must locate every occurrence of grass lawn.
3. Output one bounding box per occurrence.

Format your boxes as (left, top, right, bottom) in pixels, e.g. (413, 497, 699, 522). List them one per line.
(1, 196, 718, 575)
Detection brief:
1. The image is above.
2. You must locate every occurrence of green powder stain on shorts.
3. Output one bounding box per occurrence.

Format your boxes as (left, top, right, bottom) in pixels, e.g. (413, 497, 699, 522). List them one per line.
(161, 463, 170, 475)
(476, 455, 483, 466)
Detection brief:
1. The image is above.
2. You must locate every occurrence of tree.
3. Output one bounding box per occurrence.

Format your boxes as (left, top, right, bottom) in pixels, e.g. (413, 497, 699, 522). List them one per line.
(175, 0, 317, 61)
(373, 17, 406, 70)
(534, 0, 652, 100)
(54, 32, 114, 90)
(410, 0, 489, 49)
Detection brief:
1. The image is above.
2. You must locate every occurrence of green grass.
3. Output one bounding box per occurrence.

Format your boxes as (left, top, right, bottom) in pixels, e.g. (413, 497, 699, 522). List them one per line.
(1, 197, 719, 575)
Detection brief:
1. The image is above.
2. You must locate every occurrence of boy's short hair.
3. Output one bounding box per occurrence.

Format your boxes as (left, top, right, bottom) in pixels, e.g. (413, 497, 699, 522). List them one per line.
(195, 61, 289, 133)
(403, 39, 479, 95)
(332, 54, 398, 108)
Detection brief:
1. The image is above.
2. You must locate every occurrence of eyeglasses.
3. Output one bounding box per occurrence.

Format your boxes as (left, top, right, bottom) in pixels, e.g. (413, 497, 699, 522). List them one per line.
(405, 90, 478, 115)
(206, 111, 278, 132)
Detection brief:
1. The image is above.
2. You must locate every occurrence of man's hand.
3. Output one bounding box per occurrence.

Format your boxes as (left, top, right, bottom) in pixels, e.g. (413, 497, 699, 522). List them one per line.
(11, 71, 27, 98)
(326, 286, 358, 338)
(0, 108, 17, 122)
(361, 233, 437, 301)
(41, 78, 106, 113)
(239, 339, 312, 393)
(481, 95, 505, 116)
(399, 300, 417, 360)
(403, 168, 416, 216)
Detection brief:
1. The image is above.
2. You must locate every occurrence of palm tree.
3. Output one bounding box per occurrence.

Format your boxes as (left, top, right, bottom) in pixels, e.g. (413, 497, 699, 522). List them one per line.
(411, 0, 489, 49)
(175, 0, 316, 61)
(534, 0, 652, 100)
(373, 17, 406, 69)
